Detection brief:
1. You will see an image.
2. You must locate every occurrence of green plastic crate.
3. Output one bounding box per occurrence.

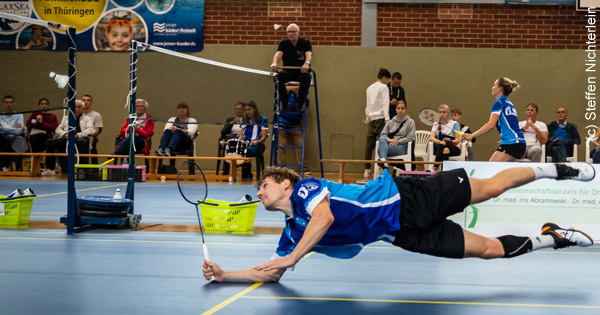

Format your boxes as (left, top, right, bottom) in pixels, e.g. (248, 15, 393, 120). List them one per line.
(200, 198, 259, 234)
(75, 164, 108, 181)
(0, 195, 36, 225)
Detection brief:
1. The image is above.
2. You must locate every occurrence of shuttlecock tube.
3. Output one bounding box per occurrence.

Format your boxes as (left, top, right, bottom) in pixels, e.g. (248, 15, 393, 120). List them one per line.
(238, 194, 252, 203)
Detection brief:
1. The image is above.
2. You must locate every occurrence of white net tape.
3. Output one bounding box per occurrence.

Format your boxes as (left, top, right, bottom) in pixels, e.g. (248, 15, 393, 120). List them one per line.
(137, 41, 274, 77)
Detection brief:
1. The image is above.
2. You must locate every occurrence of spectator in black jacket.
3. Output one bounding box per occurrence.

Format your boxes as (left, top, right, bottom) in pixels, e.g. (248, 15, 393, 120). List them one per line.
(546, 107, 581, 162)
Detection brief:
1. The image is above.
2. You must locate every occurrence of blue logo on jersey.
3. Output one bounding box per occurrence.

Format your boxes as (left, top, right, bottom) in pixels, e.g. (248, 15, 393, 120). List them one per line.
(297, 181, 319, 199)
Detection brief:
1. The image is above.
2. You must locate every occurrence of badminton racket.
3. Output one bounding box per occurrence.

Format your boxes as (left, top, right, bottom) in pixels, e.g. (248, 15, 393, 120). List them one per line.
(176, 161, 214, 281)
(418, 108, 439, 127)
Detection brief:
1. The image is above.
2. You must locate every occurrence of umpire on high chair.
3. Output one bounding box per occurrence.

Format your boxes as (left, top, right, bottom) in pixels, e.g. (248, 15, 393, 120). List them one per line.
(270, 23, 312, 112)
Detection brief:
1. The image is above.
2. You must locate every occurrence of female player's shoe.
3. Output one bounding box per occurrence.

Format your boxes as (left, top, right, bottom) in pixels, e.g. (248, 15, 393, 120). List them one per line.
(555, 163, 595, 182)
(541, 222, 594, 249)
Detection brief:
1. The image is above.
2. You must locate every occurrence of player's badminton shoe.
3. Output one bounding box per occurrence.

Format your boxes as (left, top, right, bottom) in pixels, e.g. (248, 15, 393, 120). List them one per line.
(541, 222, 593, 249)
(555, 163, 595, 182)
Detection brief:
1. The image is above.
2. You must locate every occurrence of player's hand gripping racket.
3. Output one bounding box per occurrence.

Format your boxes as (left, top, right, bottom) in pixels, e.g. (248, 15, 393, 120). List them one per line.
(176, 161, 215, 281)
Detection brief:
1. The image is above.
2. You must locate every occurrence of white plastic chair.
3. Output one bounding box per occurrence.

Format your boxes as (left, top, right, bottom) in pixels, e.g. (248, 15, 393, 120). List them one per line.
(585, 139, 593, 164)
(373, 139, 412, 178)
(518, 144, 546, 163)
(413, 130, 431, 169)
(546, 144, 578, 162)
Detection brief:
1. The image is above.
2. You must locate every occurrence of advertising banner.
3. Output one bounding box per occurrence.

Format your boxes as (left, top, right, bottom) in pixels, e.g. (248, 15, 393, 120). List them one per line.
(0, 0, 204, 51)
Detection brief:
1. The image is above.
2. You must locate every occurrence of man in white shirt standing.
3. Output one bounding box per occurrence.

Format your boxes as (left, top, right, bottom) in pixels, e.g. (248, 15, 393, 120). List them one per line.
(519, 103, 548, 162)
(82, 94, 103, 164)
(363, 68, 391, 178)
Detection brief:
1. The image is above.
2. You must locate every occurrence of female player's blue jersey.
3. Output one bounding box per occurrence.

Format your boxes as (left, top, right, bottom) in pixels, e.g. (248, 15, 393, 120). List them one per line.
(274, 170, 401, 260)
(491, 96, 525, 145)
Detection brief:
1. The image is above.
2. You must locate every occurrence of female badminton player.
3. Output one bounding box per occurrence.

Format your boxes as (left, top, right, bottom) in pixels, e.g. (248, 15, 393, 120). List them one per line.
(463, 77, 525, 161)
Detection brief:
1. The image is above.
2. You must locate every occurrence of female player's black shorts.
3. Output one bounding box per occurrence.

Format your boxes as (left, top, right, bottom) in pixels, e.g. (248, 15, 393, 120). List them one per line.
(392, 169, 471, 259)
(496, 143, 526, 159)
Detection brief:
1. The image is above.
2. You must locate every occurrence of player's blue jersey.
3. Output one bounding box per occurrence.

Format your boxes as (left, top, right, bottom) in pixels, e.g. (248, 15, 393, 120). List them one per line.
(491, 96, 525, 145)
(274, 170, 401, 260)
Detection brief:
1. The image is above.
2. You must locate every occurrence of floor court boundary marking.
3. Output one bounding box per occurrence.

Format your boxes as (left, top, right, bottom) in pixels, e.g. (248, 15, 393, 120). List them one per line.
(36, 183, 126, 198)
(202, 283, 264, 315)
(239, 296, 600, 309)
(0, 233, 597, 254)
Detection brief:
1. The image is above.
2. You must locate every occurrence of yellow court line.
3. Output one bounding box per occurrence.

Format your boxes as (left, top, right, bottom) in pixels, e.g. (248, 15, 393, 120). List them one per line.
(202, 283, 264, 315)
(240, 296, 600, 309)
(36, 183, 126, 197)
(201, 250, 316, 314)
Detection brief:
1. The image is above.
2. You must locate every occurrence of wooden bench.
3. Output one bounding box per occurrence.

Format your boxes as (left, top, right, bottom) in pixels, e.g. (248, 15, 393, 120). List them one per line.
(0, 152, 253, 181)
(320, 159, 442, 183)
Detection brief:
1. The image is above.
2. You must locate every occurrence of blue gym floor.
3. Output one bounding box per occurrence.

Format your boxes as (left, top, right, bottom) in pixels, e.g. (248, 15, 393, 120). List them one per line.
(0, 179, 599, 315)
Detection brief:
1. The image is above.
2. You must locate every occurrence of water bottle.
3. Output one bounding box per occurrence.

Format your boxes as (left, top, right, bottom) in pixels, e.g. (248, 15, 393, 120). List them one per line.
(113, 188, 122, 200)
(238, 194, 252, 203)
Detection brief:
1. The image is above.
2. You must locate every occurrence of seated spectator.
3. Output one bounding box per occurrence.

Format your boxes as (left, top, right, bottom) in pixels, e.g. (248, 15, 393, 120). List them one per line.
(451, 108, 476, 161)
(377, 101, 415, 169)
(0, 95, 25, 171)
(82, 94, 103, 164)
(114, 98, 154, 156)
(590, 128, 600, 163)
(278, 88, 308, 174)
(518, 103, 548, 162)
(25, 97, 59, 153)
(546, 107, 580, 162)
(220, 102, 245, 176)
(239, 101, 268, 180)
(42, 100, 94, 175)
(156, 102, 197, 156)
(429, 104, 461, 171)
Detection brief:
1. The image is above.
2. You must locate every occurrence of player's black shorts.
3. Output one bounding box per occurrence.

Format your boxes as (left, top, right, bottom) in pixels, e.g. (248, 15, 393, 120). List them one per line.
(392, 168, 471, 259)
(497, 143, 526, 159)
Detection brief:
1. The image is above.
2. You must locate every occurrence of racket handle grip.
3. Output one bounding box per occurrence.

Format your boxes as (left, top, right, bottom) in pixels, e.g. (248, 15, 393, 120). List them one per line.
(203, 243, 211, 261)
(203, 243, 216, 281)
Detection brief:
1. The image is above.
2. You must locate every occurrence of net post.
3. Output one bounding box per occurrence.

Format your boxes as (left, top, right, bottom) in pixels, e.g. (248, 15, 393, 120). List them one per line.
(66, 26, 78, 234)
(125, 40, 138, 202)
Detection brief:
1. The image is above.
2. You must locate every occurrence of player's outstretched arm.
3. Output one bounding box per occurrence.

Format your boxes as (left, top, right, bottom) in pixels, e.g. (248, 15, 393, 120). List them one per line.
(203, 260, 286, 283)
(255, 199, 334, 272)
(465, 113, 499, 140)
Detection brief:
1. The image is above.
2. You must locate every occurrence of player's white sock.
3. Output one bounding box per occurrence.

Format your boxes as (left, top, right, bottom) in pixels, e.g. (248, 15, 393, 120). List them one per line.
(532, 165, 558, 180)
(530, 235, 555, 251)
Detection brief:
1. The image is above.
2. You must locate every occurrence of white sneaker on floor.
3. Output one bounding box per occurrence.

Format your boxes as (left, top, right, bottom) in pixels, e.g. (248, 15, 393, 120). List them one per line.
(363, 169, 373, 178)
(41, 169, 56, 176)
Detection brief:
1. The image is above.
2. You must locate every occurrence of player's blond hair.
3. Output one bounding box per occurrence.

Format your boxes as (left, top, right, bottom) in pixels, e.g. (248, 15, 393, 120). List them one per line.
(261, 166, 301, 187)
